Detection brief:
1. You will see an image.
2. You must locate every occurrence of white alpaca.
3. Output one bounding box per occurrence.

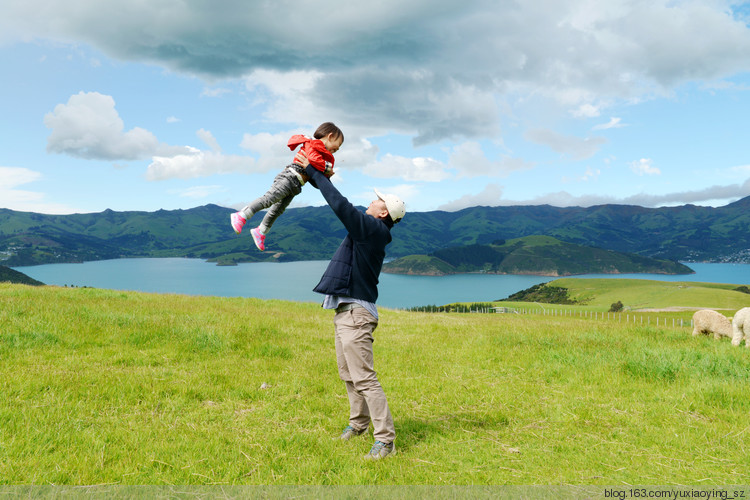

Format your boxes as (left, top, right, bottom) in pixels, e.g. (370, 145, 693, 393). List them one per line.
(691, 309, 732, 340)
(731, 307, 750, 348)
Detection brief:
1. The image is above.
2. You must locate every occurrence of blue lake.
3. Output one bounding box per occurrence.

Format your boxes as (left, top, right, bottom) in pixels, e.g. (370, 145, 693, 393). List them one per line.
(13, 259, 750, 309)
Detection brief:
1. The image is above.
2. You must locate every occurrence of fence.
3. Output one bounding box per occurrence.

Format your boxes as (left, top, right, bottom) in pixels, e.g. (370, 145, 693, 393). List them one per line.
(495, 306, 691, 329)
(404, 304, 694, 330)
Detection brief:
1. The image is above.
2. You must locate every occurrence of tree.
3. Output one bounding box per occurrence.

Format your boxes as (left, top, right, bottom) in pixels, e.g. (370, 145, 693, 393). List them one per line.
(609, 300, 624, 313)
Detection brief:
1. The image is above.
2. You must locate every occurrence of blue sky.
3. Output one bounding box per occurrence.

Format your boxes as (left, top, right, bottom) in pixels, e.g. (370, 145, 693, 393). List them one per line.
(2, 0, 750, 215)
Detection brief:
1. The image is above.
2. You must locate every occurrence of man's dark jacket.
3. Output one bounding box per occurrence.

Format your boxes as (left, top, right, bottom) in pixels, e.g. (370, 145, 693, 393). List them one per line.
(306, 166, 392, 303)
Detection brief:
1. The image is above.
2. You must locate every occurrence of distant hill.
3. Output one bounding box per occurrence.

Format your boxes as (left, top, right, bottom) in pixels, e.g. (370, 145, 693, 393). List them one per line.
(1, 195, 750, 266)
(504, 278, 750, 310)
(0, 204, 344, 267)
(382, 235, 694, 276)
(0, 265, 44, 286)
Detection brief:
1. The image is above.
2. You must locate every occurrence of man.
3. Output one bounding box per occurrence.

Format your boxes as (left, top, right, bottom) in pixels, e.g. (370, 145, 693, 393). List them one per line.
(297, 151, 405, 460)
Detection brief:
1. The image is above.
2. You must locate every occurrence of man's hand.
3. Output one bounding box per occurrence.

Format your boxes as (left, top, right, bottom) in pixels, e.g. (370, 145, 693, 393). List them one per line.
(295, 150, 319, 188)
(294, 149, 310, 167)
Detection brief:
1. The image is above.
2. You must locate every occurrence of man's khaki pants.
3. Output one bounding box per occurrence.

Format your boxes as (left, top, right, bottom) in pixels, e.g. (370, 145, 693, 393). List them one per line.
(333, 307, 396, 443)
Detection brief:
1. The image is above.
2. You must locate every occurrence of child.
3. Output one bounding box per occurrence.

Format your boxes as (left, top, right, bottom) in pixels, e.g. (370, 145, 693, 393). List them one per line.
(230, 122, 344, 251)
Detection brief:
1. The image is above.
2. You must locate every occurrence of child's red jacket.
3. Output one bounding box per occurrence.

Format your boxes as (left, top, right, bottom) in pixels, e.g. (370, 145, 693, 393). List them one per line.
(288, 135, 335, 177)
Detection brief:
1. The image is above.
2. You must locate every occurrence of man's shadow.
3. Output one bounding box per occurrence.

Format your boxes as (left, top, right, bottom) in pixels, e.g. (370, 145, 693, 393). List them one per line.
(394, 411, 511, 453)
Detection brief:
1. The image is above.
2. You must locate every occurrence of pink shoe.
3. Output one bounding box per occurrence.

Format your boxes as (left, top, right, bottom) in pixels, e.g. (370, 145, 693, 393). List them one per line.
(230, 212, 246, 234)
(250, 227, 266, 251)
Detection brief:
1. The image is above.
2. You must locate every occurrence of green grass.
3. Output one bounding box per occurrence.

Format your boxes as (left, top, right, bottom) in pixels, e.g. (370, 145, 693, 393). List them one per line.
(1, 282, 750, 485)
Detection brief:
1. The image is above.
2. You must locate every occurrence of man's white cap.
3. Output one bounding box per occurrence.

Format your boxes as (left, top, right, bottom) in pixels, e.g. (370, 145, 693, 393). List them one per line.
(374, 189, 406, 223)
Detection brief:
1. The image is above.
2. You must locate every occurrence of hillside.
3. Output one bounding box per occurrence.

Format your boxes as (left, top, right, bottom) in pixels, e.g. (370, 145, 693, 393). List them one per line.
(504, 278, 750, 311)
(0, 204, 343, 266)
(1, 195, 750, 266)
(382, 235, 694, 276)
(1, 282, 749, 486)
(0, 265, 44, 286)
(388, 196, 750, 263)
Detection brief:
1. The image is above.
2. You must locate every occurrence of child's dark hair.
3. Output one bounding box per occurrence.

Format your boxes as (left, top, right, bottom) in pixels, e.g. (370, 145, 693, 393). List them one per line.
(314, 122, 344, 143)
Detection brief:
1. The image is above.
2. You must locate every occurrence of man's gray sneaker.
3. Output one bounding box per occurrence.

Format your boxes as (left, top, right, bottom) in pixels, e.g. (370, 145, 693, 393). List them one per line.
(363, 440, 396, 460)
(338, 425, 367, 441)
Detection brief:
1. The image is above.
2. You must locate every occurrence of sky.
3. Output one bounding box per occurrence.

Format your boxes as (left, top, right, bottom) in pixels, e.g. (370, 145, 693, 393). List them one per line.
(2, 0, 750, 216)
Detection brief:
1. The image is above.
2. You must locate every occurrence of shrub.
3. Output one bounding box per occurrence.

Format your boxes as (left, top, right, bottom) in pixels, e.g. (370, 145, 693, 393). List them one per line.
(609, 300, 624, 313)
(504, 283, 578, 304)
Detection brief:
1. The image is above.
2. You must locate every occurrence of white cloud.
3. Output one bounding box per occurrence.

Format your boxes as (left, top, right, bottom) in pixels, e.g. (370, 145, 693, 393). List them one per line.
(239, 130, 304, 173)
(525, 129, 607, 160)
(146, 129, 380, 183)
(367, 183, 418, 210)
(0, 166, 79, 214)
(572, 103, 601, 118)
(43, 93, 260, 181)
(554, 179, 750, 208)
(581, 166, 601, 181)
(0, 166, 41, 187)
(7, 0, 750, 214)
(243, 69, 324, 123)
(438, 179, 750, 210)
(438, 183, 505, 211)
(593, 117, 624, 130)
(237, 128, 381, 176)
(363, 154, 450, 182)
(333, 138, 380, 172)
(201, 87, 232, 98)
(448, 141, 534, 178)
(729, 164, 750, 177)
(172, 185, 225, 199)
(146, 148, 254, 180)
(8, 1, 750, 147)
(45, 92, 190, 161)
(197, 129, 221, 153)
(241, 135, 530, 183)
(630, 158, 661, 176)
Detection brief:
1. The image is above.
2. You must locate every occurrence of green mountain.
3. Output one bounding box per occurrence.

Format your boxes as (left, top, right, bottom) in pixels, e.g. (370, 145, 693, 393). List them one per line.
(1, 195, 750, 266)
(0, 205, 343, 266)
(0, 265, 44, 286)
(386, 197, 750, 263)
(382, 236, 695, 276)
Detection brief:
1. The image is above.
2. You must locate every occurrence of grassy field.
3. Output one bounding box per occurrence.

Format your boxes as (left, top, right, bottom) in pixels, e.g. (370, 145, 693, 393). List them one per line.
(1, 281, 749, 485)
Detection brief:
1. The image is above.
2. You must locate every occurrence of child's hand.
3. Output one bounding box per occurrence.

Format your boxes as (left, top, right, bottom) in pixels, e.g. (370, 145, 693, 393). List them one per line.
(294, 149, 310, 167)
